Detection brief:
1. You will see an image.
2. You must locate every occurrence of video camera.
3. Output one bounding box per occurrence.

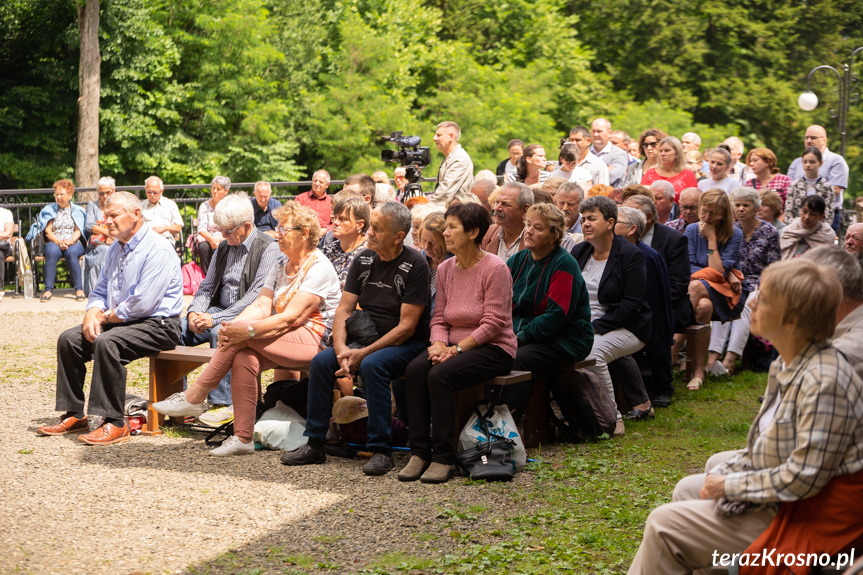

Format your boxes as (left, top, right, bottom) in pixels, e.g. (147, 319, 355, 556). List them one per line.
(380, 131, 431, 201)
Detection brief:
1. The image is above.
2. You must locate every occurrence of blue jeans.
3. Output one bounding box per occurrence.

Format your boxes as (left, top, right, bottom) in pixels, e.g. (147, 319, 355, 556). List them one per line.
(304, 338, 428, 453)
(179, 306, 232, 405)
(832, 209, 842, 233)
(44, 240, 84, 291)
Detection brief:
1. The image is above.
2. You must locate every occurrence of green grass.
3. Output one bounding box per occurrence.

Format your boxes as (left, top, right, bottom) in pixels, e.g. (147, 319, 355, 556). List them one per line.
(184, 368, 765, 574)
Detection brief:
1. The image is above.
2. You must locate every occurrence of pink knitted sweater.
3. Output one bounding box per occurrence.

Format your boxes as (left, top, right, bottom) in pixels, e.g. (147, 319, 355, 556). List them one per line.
(430, 252, 517, 357)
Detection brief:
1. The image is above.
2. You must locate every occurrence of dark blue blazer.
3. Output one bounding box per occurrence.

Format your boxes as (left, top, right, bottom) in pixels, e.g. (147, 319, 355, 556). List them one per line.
(649, 222, 691, 332)
(637, 240, 673, 348)
(571, 234, 652, 344)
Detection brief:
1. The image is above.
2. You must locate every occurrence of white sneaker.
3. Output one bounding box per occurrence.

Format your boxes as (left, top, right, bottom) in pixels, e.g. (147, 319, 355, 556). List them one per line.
(151, 392, 208, 417)
(706, 362, 729, 376)
(198, 405, 234, 428)
(209, 435, 254, 456)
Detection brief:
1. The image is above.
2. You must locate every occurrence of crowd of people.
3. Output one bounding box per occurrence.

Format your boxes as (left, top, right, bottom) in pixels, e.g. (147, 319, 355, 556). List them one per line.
(27, 118, 863, 568)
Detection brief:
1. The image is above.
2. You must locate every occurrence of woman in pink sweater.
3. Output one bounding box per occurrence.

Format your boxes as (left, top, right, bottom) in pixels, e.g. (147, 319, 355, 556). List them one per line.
(400, 202, 517, 484)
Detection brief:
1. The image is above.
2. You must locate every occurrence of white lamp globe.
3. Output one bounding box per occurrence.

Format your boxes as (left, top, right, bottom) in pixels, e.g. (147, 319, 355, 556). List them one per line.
(798, 91, 819, 112)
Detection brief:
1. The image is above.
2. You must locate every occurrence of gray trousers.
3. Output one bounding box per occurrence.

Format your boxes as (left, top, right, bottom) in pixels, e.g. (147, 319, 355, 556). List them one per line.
(55, 317, 181, 420)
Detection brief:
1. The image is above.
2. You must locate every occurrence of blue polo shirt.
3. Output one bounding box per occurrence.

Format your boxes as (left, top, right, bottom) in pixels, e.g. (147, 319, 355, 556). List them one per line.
(252, 197, 282, 232)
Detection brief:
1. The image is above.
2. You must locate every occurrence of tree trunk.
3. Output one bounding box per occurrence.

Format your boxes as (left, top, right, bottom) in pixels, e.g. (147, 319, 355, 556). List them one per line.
(75, 0, 100, 203)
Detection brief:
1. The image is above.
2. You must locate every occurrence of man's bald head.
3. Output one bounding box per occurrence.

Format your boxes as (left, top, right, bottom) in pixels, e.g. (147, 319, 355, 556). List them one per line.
(845, 223, 863, 257)
(804, 125, 828, 152)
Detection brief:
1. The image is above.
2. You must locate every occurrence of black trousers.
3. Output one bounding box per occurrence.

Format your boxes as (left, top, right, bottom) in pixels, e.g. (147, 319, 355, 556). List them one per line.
(198, 241, 214, 272)
(55, 316, 181, 420)
(404, 344, 513, 465)
(497, 342, 575, 423)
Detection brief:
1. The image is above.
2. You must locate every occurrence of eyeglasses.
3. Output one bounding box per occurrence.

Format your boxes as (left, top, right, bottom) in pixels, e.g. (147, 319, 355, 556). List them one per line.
(680, 204, 699, 212)
(219, 223, 247, 236)
(97, 191, 113, 197)
(643, 142, 658, 148)
(276, 225, 301, 235)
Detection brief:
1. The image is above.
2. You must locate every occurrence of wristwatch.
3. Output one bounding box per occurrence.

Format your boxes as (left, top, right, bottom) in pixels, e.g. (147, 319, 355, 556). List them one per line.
(247, 325, 256, 339)
(706, 248, 716, 255)
(455, 343, 463, 354)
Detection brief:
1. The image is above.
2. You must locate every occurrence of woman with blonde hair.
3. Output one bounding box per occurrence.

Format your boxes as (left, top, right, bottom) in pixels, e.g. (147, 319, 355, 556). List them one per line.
(640, 136, 697, 200)
(683, 189, 746, 390)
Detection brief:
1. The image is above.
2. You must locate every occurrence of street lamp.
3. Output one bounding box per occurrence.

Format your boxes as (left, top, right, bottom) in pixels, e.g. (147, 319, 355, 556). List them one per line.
(798, 46, 863, 157)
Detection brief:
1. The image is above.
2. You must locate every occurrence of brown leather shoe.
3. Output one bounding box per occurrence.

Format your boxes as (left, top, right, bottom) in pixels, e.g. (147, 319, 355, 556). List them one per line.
(78, 422, 130, 445)
(36, 415, 89, 436)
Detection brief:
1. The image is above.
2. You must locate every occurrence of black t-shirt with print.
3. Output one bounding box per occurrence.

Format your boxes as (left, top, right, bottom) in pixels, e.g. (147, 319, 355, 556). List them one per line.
(344, 247, 431, 341)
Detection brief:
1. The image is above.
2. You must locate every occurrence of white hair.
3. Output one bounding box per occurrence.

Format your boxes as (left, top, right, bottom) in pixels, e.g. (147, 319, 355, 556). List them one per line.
(373, 183, 396, 206)
(474, 169, 497, 183)
(213, 193, 255, 228)
(682, 132, 702, 146)
(144, 175, 164, 189)
(97, 176, 116, 190)
(650, 180, 676, 200)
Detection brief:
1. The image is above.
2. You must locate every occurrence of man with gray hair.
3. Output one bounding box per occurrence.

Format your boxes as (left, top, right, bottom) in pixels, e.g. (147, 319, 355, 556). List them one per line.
(649, 180, 677, 224)
(481, 181, 534, 259)
(36, 191, 183, 445)
(666, 187, 701, 233)
(803, 245, 863, 380)
(681, 132, 702, 153)
(431, 121, 474, 205)
(845, 223, 863, 260)
(616, 205, 675, 407)
(251, 180, 281, 236)
(282, 201, 431, 476)
(179, 193, 281, 427)
(296, 170, 333, 230)
(140, 175, 183, 247)
(555, 182, 584, 250)
(469, 179, 494, 213)
(590, 118, 629, 187)
(722, 136, 752, 182)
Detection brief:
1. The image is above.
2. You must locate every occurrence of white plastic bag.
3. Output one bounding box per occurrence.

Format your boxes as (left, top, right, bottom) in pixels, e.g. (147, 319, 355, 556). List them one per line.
(253, 401, 308, 452)
(458, 402, 527, 471)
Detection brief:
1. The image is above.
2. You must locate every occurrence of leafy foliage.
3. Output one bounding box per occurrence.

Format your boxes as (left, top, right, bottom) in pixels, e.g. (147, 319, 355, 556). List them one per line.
(1, 0, 862, 194)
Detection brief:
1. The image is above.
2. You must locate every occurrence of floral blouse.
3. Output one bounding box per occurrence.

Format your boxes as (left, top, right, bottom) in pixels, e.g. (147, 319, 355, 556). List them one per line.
(321, 236, 367, 290)
(784, 176, 834, 224)
(736, 219, 781, 293)
(52, 207, 77, 241)
(195, 200, 224, 244)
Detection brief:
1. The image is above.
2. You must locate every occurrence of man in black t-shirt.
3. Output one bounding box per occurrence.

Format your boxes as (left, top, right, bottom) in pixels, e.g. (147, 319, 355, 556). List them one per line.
(281, 202, 430, 476)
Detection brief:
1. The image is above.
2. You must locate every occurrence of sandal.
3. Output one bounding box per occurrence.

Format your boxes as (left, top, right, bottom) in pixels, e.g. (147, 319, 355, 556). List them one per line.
(40, 291, 53, 302)
(75, 291, 86, 302)
(686, 377, 703, 391)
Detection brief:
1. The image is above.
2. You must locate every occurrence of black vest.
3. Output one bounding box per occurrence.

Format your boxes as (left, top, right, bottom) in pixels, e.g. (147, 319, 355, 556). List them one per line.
(209, 231, 276, 309)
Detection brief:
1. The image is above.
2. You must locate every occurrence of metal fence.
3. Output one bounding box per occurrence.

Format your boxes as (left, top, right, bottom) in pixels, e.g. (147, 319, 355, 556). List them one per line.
(0, 177, 438, 246)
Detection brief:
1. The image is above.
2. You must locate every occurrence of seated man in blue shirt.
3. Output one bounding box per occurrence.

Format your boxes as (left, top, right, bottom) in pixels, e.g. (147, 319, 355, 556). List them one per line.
(252, 180, 281, 236)
(180, 193, 281, 427)
(36, 191, 184, 445)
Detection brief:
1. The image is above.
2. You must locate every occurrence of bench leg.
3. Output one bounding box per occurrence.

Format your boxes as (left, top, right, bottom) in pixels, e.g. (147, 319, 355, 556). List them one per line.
(685, 335, 696, 381)
(144, 358, 208, 436)
(520, 377, 553, 448)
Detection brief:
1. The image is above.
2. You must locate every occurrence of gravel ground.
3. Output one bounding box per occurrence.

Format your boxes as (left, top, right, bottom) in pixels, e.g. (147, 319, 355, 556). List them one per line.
(0, 308, 546, 575)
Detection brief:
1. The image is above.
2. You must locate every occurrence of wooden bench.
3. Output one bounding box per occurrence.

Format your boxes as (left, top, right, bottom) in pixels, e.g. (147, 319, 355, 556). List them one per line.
(454, 358, 596, 448)
(145, 346, 596, 449)
(678, 324, 710, 380)
(143, 347, 311, 435)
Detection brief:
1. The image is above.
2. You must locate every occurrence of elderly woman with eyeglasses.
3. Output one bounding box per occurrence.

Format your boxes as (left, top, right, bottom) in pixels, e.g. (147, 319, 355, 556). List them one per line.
(196, 175, 231, 271)
(154, 201, 342, 456)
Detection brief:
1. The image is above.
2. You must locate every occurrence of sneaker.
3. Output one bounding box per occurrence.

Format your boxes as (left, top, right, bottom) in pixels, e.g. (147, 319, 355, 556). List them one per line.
(613, 420, 626, 437)
(280, 444, 326, 466)
(705, 362, 729, 376)
(362, 452, 394, 476)
(151, 392, 208, 417)
(209, 435, 254, 456)
(198, 405, 234, 428)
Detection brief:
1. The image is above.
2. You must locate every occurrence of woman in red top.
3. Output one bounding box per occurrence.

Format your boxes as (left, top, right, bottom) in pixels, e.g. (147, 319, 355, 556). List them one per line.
(641, 136, 698, 202)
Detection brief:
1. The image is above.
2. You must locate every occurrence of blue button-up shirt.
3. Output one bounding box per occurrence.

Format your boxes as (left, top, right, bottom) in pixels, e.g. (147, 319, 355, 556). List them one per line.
(589, 143, 628, 187)
(87, 223, 184, 321)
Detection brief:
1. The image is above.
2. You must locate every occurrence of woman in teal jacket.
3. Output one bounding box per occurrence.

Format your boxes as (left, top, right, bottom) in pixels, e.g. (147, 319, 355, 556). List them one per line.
(499, 203, 593, 421)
